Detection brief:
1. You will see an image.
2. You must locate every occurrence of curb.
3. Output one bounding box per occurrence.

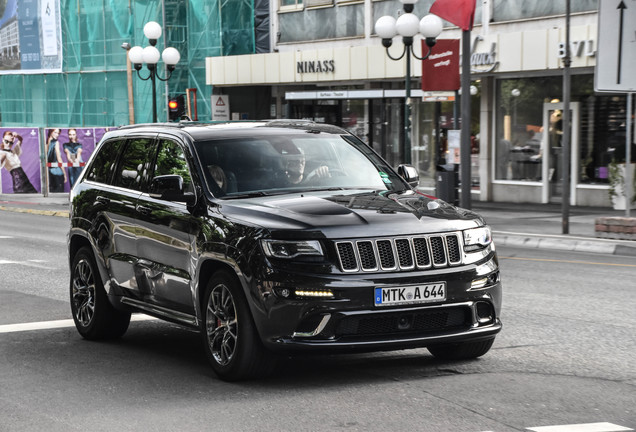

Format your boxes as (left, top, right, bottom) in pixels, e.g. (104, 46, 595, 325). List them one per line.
(2, 204, 635, 257)
(493, 231, 636, 257)
(0, 205, 69, 218)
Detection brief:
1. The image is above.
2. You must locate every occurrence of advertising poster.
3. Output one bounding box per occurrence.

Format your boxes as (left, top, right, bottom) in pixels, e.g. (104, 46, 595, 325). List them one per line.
(0, 0, 63, 73)
(44, 128, 98, 193)
(0, 128, 42, 194)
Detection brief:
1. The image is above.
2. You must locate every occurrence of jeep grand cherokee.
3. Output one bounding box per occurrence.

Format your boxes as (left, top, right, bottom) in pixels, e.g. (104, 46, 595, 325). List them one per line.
(68, 120, 502, 381)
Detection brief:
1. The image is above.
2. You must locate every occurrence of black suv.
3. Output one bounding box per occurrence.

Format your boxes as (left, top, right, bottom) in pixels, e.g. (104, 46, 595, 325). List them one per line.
(68, 120, 502, 381)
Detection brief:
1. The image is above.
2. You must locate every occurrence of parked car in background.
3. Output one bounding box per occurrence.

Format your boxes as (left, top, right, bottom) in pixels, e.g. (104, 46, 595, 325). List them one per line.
(68, 120, 502, 381)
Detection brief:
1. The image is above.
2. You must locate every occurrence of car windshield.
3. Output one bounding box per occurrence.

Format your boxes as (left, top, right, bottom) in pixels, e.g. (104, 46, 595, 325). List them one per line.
(193, 130, 408, 198)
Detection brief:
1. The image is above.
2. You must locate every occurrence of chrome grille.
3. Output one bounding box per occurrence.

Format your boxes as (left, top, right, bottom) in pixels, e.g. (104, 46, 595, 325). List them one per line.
(335, 233, 463, 273)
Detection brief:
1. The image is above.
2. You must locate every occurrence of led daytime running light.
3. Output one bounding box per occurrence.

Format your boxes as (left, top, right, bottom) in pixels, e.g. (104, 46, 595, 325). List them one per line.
(294, 290, 334, 298)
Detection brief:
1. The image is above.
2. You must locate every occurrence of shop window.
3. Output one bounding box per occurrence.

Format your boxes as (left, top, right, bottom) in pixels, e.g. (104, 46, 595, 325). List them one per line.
(494, 74, 628, 186)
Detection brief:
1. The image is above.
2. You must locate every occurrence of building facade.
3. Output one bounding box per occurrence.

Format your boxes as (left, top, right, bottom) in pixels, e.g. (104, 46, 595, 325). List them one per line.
(207, 0, 634, 208)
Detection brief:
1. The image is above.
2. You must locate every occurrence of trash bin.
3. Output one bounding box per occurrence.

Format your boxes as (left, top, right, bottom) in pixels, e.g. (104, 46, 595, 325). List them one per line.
(436, 163, 459, 205)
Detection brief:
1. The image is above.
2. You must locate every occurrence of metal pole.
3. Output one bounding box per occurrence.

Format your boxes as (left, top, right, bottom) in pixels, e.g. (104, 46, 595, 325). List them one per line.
(460, 29, 471, 209)
(151, 68, 157, 123)
(626, 93, 633, 218)
(405, 47, 412, 165)
(562, 0, 571, 234)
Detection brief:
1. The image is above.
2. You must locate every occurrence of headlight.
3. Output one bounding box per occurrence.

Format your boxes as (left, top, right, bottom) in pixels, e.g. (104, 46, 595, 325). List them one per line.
(463, 226, 492, 252)
(261, 239, 324, 259)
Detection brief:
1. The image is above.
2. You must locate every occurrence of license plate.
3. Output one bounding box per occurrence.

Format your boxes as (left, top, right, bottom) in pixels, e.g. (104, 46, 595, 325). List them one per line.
(374, 282, 446, 307)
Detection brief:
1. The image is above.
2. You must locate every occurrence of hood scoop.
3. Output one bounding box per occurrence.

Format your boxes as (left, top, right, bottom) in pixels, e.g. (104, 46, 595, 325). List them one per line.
(266, 196, 353, 216)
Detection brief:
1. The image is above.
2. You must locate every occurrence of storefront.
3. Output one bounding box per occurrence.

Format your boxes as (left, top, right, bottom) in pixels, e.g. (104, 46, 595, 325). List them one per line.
(206, 19, 632, 207)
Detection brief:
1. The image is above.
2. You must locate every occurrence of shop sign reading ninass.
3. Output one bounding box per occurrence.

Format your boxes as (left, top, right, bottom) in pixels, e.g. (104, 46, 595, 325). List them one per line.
(297, 60, 335, 73)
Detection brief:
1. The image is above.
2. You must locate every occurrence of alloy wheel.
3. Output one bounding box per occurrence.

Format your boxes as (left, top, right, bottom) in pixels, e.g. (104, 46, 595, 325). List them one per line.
(71, 258, 96, 327)
(206, 283, 238, 366)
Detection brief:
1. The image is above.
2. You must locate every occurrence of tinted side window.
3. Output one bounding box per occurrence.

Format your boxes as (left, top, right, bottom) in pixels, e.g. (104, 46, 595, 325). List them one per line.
(85, 139, 124, 184)
(155, 140, 193, 193)
(112, 138, 156, 191)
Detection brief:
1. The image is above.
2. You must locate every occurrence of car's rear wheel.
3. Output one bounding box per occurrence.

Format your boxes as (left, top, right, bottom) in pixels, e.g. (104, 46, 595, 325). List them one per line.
(70, 246, 131, 340)
(201, 270, 276, 381)
(427, 337, 495, 360)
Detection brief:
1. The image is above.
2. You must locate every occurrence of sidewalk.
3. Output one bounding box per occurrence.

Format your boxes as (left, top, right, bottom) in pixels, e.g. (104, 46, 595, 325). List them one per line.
(2, 193, 636, 257)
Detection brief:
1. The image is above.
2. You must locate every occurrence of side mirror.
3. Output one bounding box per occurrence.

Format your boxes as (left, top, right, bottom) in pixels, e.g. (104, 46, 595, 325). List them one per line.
(397, 164, 419, 187)
(149, 175, 195, 205)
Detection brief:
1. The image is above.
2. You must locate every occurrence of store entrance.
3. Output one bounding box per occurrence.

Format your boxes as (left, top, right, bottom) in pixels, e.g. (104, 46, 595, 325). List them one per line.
(541, 102, 579, 204)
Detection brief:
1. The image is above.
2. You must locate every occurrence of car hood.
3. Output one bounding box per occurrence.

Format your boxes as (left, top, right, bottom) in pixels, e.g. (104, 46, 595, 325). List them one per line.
(217, 190, 485, 238)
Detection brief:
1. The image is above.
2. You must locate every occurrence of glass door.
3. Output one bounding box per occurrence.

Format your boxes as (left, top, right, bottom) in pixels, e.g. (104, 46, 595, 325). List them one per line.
(541, 102, 580, 204)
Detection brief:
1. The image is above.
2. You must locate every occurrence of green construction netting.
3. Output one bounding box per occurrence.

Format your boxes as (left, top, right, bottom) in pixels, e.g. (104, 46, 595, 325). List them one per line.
(0, 0, 255, 127)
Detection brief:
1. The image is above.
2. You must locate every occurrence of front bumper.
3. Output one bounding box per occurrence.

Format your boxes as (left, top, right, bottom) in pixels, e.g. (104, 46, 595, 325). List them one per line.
(249, 256, 503, 353)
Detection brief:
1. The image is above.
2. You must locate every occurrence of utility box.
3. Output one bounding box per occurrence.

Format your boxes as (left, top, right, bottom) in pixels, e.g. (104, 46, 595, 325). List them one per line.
(436, 163, 459, 205)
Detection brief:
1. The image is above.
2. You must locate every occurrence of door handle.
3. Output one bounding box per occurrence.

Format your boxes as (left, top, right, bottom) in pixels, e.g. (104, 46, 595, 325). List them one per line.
(95, 196, 110, 205)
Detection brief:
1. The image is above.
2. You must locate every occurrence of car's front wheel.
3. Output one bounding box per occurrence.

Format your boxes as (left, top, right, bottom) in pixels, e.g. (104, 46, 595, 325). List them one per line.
(201, 270, 276, 381)
(70, 246, 131, 340)
(427, 337, 495, 360)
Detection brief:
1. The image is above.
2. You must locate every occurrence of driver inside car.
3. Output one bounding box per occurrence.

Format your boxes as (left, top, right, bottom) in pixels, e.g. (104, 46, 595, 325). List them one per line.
(280, 146, 330, 185)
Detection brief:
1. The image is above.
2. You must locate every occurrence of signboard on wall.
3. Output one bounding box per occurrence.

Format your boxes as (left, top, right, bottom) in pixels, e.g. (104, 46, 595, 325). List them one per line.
(0, 127, 106, 194)
(422, 39, 460, 91)
(0, 128, 42, 193)
(0, 0, 63, 73)
(212, 95, 230, 121)
(447, 129, 461, 164)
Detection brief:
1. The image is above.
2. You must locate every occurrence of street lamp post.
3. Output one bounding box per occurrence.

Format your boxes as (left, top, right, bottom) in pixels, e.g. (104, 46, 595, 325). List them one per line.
(128, 22, 181, 123)
(375, 0, 443, 164)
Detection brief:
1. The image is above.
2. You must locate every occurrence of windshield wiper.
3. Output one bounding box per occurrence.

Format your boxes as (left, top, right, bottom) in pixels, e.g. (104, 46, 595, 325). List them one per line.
(223, 191, 270, 199)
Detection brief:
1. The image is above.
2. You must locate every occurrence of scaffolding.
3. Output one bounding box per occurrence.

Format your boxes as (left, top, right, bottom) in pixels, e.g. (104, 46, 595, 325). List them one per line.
(0, 0, 256, 127)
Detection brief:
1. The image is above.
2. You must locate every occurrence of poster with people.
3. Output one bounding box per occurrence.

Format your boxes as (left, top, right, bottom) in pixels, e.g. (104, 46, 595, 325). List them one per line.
(45, 128, 98, 193)
(0, 128, 42, 194)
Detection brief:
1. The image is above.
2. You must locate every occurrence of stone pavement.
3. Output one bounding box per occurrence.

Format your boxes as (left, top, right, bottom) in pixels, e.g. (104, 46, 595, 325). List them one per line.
(2, 193, 636, 257)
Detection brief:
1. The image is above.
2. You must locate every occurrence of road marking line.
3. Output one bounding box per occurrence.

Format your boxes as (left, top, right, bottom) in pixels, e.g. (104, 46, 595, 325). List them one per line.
(0, 236, 13, 239)
(527, 422, 633, 432)
(500, 256, 636, 268)
(0, 315, 157, 334)
(0, 259, 58, 270)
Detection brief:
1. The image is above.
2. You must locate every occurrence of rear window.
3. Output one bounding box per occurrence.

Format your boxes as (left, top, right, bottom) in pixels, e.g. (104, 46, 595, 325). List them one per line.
(85, 139, 125, 185)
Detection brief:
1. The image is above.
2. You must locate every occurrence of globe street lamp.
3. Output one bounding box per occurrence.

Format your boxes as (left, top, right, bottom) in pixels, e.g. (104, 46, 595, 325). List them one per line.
(375, 0, 443, 164)
(128, 22, 181, 123)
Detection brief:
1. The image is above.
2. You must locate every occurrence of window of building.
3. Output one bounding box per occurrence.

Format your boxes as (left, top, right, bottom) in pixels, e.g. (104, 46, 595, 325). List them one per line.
(306, 0, 333, 7)
(494, 74, 629, 185)
(280, 0, 304, 12)
(491, 0, 597, 22)
(278, 2, 363, 41)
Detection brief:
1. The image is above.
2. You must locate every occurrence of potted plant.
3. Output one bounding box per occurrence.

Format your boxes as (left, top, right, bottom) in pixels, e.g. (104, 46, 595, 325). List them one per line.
(608, 160, 636, 210)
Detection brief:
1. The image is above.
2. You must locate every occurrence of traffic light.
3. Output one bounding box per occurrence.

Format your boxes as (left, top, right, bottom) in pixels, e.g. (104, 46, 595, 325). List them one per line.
(168, 94, 186, 121)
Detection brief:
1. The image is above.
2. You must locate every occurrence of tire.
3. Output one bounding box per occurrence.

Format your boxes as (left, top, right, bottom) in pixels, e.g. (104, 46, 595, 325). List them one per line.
(427, 337, 495, 360)
(70, 246, 131, 340)
(201, 270, 277, 381)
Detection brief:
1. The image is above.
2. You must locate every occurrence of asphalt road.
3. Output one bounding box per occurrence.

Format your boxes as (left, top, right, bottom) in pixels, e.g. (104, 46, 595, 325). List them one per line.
(1, 210, 635, 432)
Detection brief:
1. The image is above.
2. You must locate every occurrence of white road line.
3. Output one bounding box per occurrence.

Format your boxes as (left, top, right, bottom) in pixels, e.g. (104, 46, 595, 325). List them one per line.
(527, 422, 634, 432)
(0, 236, 13, 239)
(0, 259, 58, 270)
(0, 315, 157, 334)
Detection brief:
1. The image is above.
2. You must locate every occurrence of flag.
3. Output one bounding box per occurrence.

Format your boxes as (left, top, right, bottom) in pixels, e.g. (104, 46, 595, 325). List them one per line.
(430, 0, 476, 31)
